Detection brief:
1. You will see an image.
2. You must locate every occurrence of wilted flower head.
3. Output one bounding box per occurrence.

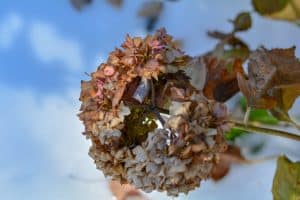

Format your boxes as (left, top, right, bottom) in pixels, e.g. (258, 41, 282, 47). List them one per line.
(78, 28, 231, 196)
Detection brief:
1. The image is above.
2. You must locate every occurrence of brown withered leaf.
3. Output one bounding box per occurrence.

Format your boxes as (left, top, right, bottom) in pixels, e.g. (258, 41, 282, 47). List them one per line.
(211, 145, 245, 181)
(138, 1, 163, 18)
(202, 28, 249, 102)
(109, 181, 145, 200)
(207, 30, 250, 61)
(70, 0, 92, 11)
(138, 1, 163, 32)
(107, 0, 123, 8)
(237, 47, 300, 120)
(203, 56, 245, 102)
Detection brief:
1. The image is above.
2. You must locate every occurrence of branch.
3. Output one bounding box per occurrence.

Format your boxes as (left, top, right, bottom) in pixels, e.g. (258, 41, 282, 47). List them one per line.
(231, 120, 300, 141)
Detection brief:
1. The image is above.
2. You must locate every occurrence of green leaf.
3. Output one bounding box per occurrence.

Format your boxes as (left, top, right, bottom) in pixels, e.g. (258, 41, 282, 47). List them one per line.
(225, 128, 247, 141)
(252, 0, 300, 23)
(272, 155, 300, 200)
(239, 95, 248, 110)
(239, 97, 279, 125)
(232, 12, 252, 32)
(250, 109, 279, 125)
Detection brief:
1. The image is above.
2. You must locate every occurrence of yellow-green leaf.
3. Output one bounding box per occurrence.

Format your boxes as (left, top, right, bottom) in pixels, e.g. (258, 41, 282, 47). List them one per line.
(253, 0, 300, 23)
(270, 83, 300, 128)
(272, 155, 300, 200)
(253, 0, 289, 14)
(276, 83, 300, 111)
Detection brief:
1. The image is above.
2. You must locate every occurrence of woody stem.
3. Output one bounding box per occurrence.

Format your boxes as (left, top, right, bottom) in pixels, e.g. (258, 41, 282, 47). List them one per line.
(231, 120, 300, 141)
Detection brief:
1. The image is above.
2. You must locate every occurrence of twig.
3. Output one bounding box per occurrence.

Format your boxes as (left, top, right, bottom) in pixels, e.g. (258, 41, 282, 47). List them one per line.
(231, 120, 300, 141)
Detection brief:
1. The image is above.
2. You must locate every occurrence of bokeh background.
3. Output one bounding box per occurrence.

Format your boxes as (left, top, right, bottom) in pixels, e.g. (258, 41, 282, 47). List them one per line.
(1, 0, 300, 199)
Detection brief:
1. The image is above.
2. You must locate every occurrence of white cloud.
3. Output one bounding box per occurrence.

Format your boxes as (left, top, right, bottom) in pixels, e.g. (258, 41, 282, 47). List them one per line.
(0, 13, 23, 49)
(0, 85, 111, 200)
(28, 21, 84, 71)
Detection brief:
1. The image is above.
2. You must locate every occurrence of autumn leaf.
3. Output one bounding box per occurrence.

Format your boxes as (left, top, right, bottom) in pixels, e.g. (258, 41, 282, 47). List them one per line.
(138, 1, 163, 32)
(70, 0, 92, 11)
(71, 0, 123, 10)
(109, 181, 145, 200)
(237, 47, 300, 125)
(138, 1, 163, 18)
(208, 13, 251, 61)
(202, 56, 245, 102)
(253, 0, 300, 23)
(272, 155, 300, 200)
(199, 16, 252, 102)
(107, 0, 123, 8)
(211, 145, 245, 181)
(207, 31, 250, 61)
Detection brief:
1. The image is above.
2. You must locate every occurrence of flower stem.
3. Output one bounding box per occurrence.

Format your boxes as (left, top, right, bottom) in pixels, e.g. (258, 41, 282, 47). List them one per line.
(231, 120, 300, 141)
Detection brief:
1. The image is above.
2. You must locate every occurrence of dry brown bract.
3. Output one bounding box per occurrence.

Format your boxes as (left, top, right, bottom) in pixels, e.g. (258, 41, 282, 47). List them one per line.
(237, 47, 300, 110)
(78, 29, 231, 196)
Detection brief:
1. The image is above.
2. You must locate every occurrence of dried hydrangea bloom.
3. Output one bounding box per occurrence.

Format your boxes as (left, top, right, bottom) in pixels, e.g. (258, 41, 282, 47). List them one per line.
(79, 28, 231, 197)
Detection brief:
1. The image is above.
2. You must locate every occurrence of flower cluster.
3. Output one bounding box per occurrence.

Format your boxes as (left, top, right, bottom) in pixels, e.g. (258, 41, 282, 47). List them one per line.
(79, 29, 231, 196)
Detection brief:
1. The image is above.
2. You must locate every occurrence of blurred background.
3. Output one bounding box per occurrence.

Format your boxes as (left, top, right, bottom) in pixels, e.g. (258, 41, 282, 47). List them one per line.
(1, 0, 300, 199)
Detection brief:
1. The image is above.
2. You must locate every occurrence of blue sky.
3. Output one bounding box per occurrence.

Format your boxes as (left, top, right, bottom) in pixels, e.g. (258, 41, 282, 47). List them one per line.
(1, 0, 300, 200)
